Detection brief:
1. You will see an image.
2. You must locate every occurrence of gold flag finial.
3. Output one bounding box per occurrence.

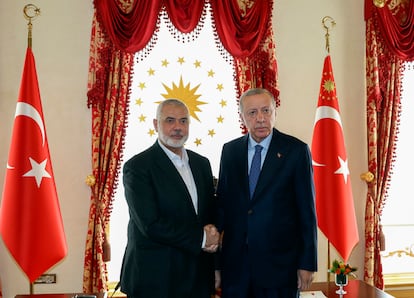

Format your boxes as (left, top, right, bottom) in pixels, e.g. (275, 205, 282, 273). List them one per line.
(322, 16, 336, 54)
(23, 4, 41, 49)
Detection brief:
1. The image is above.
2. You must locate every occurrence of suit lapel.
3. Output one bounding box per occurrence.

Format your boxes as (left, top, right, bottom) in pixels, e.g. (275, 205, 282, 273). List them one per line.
(188, 152, 203, 216)
(152, 143, 197, 215)
(238, 135, 251, 200)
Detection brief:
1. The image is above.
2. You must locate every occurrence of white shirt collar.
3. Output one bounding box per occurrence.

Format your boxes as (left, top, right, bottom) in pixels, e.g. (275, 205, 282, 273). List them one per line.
(248, 130, 273, 151)
(158, 139, 188, 164)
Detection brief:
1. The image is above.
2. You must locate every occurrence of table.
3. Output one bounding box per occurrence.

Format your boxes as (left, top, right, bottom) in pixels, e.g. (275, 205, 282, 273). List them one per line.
(15, 282, 394, 298)
(15, 294, 104, 298)
(306, 280, 395, 298)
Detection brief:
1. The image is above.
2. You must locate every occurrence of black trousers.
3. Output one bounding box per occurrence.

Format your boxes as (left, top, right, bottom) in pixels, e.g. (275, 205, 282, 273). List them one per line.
(222, 245, 299, 298)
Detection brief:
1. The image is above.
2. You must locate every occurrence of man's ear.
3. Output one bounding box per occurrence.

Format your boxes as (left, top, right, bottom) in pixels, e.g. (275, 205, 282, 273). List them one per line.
(239, 113, 246, 126)
(153, 118, 158, 132)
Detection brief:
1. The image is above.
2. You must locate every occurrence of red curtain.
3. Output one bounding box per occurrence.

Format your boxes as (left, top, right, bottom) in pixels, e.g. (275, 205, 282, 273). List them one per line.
(93, 0, 278, 102)
(93, 0, 163, 53)
(95, 0, 271, 56)
(365, 0, 414, 60)
(85, 0, 277, 292)
(83, 9, 135, 292)
(364, 0, 414, 289)
(209, 0, 279, 131)
(210, 0, 270, 58)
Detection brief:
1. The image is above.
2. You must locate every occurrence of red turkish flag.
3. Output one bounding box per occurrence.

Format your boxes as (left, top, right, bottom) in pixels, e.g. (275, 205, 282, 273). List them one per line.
(0, 48, 67, 283)
(311, 55, 359, 262)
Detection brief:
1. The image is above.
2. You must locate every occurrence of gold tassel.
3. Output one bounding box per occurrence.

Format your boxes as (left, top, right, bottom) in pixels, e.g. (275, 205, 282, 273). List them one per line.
(379, 224, 386, 251)
(103, 235, 111, 262)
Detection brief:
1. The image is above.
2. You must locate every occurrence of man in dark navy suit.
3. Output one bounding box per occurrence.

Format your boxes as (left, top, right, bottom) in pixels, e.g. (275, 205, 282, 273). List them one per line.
(216, 88, 318, 298)
(120, 99, 219, 298)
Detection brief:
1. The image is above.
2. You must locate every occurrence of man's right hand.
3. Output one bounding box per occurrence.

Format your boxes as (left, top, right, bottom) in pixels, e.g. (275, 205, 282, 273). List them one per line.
(203, 224, 219, 252)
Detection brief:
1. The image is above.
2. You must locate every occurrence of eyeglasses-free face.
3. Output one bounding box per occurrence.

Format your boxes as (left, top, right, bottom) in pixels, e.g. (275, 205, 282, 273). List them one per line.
(241, 93, 276, 143)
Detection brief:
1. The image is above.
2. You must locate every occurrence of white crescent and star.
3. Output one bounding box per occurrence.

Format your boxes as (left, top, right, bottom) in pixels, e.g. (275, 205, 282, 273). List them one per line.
(312, 105, 350, 183)
(7, 101, 52, 187)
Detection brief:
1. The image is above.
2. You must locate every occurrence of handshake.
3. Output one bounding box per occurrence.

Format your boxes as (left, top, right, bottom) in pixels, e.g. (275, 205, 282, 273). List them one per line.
(203, 224, 220, 253)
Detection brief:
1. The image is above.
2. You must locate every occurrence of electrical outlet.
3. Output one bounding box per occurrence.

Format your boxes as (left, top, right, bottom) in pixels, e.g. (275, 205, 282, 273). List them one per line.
(34, 273, 57, 284)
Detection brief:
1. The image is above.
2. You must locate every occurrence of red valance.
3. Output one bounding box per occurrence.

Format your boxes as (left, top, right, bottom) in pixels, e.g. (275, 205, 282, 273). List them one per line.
(210, 0, 271, 58)
(93, 0, 163, 53)
(93, 0, 271, 58)
(164, 0, 205, 33)
(365, 0, 414, 61)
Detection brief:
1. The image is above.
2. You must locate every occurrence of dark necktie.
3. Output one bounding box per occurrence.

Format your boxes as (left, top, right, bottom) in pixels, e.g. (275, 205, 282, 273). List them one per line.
(249, 145, 263, 198)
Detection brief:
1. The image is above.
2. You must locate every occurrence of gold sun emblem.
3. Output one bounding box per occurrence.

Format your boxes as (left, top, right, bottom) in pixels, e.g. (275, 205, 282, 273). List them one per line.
(161, 76, 207, 122)
(323, 79, 335, 92)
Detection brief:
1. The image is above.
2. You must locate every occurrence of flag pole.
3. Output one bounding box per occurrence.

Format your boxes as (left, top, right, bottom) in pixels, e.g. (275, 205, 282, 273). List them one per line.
(23, 4, 41, 294)
(327, 241, 331, 283)
(321, 15, 336, 283)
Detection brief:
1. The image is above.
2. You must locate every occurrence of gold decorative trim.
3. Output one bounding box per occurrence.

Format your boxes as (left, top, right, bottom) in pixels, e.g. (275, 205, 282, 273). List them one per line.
(360, 171, 375, 182)
(382, 244, 414, 258)
(384, 272, 414, 286)
(373, 0, 386, 8)
(85, 174, 96, 187)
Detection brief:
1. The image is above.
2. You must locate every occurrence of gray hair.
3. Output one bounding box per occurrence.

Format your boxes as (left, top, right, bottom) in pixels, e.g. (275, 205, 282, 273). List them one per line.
(156, 98, 190, 122)
(238, 88, 276, 113)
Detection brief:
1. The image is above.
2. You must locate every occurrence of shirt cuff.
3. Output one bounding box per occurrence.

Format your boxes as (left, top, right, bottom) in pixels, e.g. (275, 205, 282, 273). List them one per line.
(202, 230, 206, 248)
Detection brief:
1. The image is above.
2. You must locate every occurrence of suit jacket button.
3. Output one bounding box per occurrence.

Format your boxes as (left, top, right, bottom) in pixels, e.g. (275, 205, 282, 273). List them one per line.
(248, 209, 253, 215)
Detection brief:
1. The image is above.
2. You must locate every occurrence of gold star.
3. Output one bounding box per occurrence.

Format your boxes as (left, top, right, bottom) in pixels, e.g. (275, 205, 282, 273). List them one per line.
(208, 129, 216, 137)
(194, 60, 201, 68)
(220, 99, 227, 107)
(177, 57, 185, 65)
(138, 82, 146, 90)
(161, 59, 169, 67)
(194, 138, 202, 146)
(207, 69, 215, 77)
(216, 84, 224, 91)
(217, 115, 224, 123)
(148, 129, 156, 137)
(147, 68, 155, 76)
(138, 114, 146, 122)
(135, 98, 143, 106)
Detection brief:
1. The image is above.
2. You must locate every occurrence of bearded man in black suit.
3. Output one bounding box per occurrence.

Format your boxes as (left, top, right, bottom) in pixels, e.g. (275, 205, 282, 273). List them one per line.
(120, 99, 219, 298)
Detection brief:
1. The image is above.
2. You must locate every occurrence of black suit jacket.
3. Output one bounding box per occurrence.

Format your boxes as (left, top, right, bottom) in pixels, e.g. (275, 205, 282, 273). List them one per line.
(216, 128, 317, 291)
(120, 141, 216, 298)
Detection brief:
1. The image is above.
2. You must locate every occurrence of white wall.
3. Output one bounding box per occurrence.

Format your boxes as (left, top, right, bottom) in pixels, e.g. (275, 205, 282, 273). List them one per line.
(0, 1, 93, 296)
(0, 1, 366, 297)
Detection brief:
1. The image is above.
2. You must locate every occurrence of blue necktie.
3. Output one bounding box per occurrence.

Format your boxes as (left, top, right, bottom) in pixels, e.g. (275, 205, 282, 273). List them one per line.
(249, 145, 263, 198)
